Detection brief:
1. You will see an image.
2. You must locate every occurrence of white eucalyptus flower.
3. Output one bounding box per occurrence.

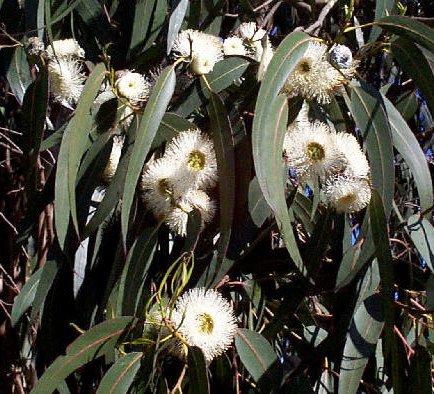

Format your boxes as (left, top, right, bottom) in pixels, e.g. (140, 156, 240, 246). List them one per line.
(140, 157, 187, 216)
(257, 39, 274, 81)
(322, 175, 371, 213)
(46, 38, 85, 59)
(283, 120, 344, 182)
(283, 41, 350, 104)
(335, 132, 370, 179)
(235, 22, 269, 62)
(172, 29, 224, 75)
(115, 71, 150, 105)
(48, 57, 85, 105)
(102, 135, 124, 183)
(164, 129, 218, 189)
(171, 288, 237, 362)
(165, 190, 216, 236)
(223, 36, 246, 56)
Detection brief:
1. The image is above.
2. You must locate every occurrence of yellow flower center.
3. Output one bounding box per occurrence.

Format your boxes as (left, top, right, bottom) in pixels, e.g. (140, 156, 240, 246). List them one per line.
(337, 193, 356, 207)
(188, 150, 206, 171)
(306, 142, 325, 162)
(298, 60, 312, 73)
(158, 178, 172, 198)
(197, 312, 214, 334)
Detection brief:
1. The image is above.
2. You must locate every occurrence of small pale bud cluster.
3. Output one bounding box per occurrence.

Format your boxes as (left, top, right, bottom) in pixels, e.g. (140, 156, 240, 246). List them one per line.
(141, 129, 218, 236)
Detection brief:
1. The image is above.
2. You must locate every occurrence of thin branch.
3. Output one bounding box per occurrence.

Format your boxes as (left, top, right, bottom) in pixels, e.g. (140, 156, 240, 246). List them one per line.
(294, 0, 339, 34)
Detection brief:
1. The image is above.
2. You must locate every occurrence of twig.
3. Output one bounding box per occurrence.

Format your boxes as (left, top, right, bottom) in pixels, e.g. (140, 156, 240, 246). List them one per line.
(294, 0, 339, 35)
(253, 0, 276, 12)
(170, 364, 187, 394)
(0, 212, 19, 236)
(261, 0, 284, 30)
(0, 264, 20, 293)
(394, 325, 415, 359)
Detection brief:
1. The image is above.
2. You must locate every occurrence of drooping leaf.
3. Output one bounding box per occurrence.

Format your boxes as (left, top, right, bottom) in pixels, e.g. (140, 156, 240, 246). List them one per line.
(407, 214, 434, 273)
(128, 0, 157, 59)
(377, 15, 434, 54)
(187, 347, 210, 394)
(176, 57, 250, 117)
(11, 266, 43, 327)
(370, 189, 402, 392)
(6, 46, 32, 105)
(32, 317, 141, 394)
(394, 90, 418, 121)
(166, 0, 189, 54)
(96, 352, 143, 394)
(390, 37, 434, 117)
(155, 112, 196, 148)
(349, 83, 394, 216)
(208, 90, 235, 259)
(252, 31, 313, 278)
(67, 63, 107, 236)
(83, 117, 139, 239)
(369, 0, 396, 42)
(30, 260, 59, 323)
(117, 226, 159, 316)
(381, 93, 433, 212)
(235, 328, 278, 384)
(248, 176, 271, 228)
(121, 64, 176, 244)
(338, 293, 384, 394)
(21, 67, 48, 199)
(144, 0, 168, 51)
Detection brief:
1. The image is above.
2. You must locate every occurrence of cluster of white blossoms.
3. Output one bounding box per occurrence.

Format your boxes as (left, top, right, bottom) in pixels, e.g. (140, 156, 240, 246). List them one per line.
(283, 110, 371, 214)
(141, 129, 217, 236)
(283, 41, 357, 105)
(42, 38, 87, 106)
(172, 22, 273, 77)
(168, 288, 237, 362)
(172, 29, 224, 75)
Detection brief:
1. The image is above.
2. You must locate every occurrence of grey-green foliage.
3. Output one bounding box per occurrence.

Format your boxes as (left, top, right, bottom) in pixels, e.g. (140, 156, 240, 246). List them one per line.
(2, 1, 434, 393)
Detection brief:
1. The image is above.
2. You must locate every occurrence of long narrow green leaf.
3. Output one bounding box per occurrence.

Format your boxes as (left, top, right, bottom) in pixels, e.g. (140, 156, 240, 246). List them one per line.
(67, 63, 107, 236)
(208, 91, 235, 259)
(338, 293, 384, 394)
(390, 38, 434, 117)
(370, 189, 401, 392)
(121, 64, 176, 244)
(381, 93, 433, 212)
(176, 58, 250, 117)
(407, 214, 434, 273)
(377, 15, 434, 54)
(22, 67, 48, 199)
(6, 46, 32, 105)
(166, 0, 189, 54)
(187, 347, 210, 394)
(350, 84, 394, 216)
(96, 352, 143, 394)
(30, 260, 59, 323)
(252, 31, 313, 277)
(128, 0, 157, 59)
(117, 226, 159, 316)
(11, 267, 43, 327)
(32, 317, 141, 394)
(235, 328, 278, 384)
(369, 0, 396, 42)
